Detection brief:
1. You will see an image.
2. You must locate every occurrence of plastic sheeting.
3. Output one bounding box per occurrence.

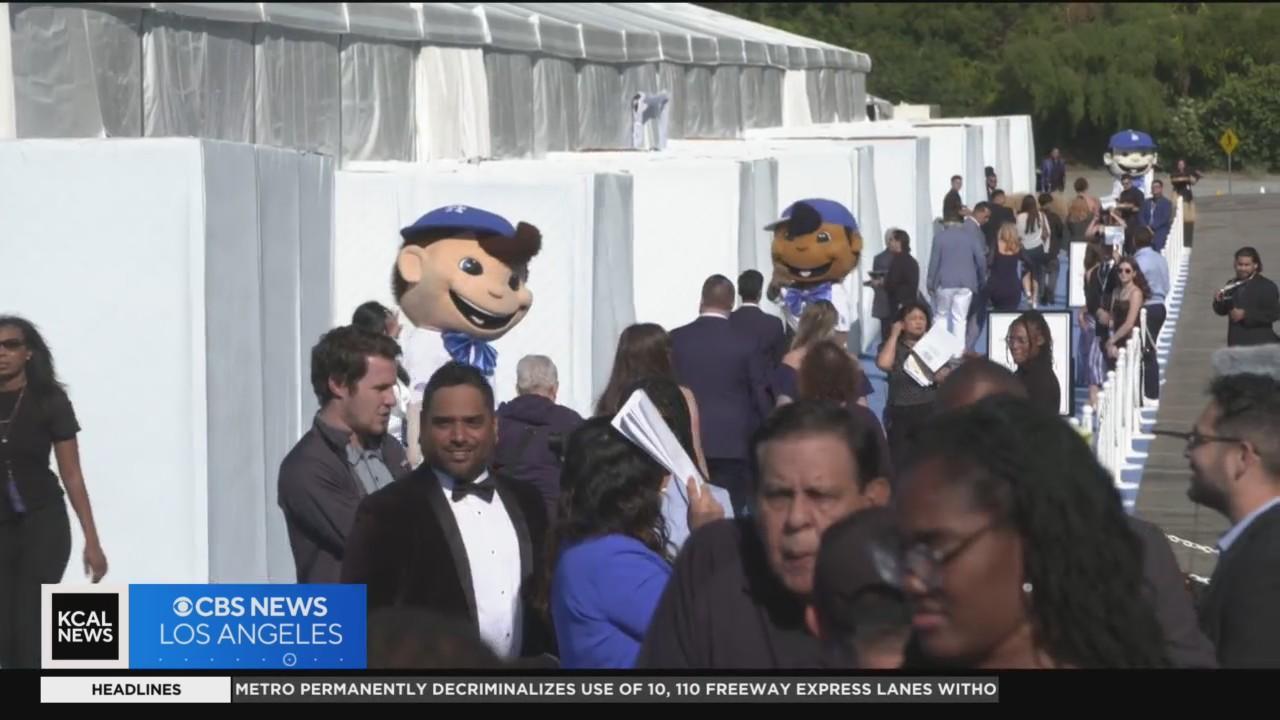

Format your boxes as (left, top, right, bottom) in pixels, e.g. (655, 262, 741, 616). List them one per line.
(142, 13, 253, 142)
(657, 61, 688, 139)
(1005, 114, 1036, 194)
(485, 50, 536, 158)
(416, 45, 490, 160)
(683, 65, 714, 138)
(10, 3, 143, 138)
(739, 66, 783, 129)
(0, 138, 334, 584)
(254, 25, 340, 157)
(710, 65, 743, 139)
(533, 57, 577, 154)
(834, 69, 852, 122)
(0, 3, 15, 138)
(340, 37, 415, 162)
(783, 70, 812, 127)
(332, 162, 616, 416)
(576, 62, 627, 150)
(851, 71, 867, 122)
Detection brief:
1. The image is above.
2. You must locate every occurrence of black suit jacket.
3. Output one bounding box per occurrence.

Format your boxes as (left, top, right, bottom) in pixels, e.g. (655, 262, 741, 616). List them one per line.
(670, 316, 772, 461)
(1198, 503, 1280, 668)
(984, 205, 1017, 254)
(1212, 274, 1280, 347)
(1129, 517, 1217, 668)
(340, 465, 554, 658)
(730, 305, 788, 368)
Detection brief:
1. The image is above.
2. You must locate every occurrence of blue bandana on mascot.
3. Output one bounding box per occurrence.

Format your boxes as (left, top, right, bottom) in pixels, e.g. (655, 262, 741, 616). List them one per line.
(1104, 129, 1159, 200)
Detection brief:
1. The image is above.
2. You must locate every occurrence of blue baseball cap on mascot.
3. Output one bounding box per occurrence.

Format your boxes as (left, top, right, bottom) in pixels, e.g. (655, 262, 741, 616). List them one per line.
(765, 198, 860, 233)
(1109, 129, 1156, 152)
(400, 204, 516, 240)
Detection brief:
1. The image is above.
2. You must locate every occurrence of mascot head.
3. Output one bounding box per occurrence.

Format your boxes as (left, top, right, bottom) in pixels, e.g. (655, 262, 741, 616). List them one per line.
(393, 205, 542, 340)
(1103, 129, 1158, 181)
(766, 199, 862, 287)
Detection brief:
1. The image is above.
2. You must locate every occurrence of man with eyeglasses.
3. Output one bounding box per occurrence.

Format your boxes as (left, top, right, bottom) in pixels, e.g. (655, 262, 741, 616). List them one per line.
(1160, 344, 1280, 667)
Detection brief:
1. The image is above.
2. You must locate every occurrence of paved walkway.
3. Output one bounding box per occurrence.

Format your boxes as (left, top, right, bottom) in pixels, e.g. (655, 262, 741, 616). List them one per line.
(1135, 193, 1280, 578)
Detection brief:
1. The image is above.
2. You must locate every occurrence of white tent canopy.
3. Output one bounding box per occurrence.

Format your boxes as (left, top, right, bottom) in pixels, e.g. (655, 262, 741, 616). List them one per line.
(0, 2, 871, 157)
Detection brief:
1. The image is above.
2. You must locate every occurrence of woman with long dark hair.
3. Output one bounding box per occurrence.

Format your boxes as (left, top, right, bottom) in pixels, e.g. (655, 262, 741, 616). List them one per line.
(1016, 195, 1049, 308)
(618, 378, 726, 554)
(897, 395, 1168, 668)
(1104, 258, 1150, 369)
(1005, 311, 1060, 416)
(596, 324, 709, 478)
(0, 316, 108, 668)
(547, 417, 673, 669)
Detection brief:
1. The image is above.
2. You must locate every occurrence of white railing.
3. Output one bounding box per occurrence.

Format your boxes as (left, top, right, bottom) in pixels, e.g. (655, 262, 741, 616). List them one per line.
(1085, 195, 1190, 486)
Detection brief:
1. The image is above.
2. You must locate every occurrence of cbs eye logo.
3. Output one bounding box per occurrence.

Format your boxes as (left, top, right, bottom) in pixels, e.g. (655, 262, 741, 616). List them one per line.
(172, 597, 194, 617)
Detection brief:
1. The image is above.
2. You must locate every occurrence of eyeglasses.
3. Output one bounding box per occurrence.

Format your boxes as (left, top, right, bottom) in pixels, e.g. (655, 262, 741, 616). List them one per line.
(1118, 267, 1134, 275)
(900, 523, 997, 591)
(1153, 428, 1243, 451)
(0, 339, 26, 351)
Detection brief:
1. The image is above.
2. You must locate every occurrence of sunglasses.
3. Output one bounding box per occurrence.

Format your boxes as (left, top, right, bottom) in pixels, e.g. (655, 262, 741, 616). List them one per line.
(0, 339, 27, 351)
(1118, 267, 1135, 275)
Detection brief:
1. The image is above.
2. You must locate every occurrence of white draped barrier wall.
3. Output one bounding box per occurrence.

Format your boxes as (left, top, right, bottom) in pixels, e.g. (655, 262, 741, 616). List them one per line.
(0, 139, 334, 585)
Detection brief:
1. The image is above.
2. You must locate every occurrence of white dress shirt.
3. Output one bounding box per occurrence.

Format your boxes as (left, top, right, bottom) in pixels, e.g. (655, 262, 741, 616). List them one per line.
(435, 469, 524, 658)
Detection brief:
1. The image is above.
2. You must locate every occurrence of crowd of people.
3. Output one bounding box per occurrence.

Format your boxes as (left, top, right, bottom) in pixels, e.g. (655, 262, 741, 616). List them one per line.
(2, 160, 1279, 672)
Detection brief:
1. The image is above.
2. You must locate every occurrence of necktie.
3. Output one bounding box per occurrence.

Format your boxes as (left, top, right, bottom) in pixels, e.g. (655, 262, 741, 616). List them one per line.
(441, 331, 498, 377)
(451, 477, 497, 503)
(784, 284, 834, 318)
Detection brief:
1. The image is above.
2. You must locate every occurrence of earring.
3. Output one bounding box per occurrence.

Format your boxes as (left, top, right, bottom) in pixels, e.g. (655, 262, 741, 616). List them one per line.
(1022, 582, 1033, 594)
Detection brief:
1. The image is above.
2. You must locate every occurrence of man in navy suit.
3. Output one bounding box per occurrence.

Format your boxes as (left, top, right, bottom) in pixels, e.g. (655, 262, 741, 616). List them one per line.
(730, 269, 788, 368)
(671, 275, 773, 515)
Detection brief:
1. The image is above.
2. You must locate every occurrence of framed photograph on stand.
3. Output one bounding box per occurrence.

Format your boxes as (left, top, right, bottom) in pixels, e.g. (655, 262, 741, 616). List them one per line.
(986, 310, 1075, 417)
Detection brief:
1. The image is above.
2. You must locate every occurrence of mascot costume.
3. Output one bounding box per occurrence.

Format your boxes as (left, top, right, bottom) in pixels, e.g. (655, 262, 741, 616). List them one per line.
(393, 205, 542, 464)
(764, 198, 862, 339)
(1104, 129, 1158, 200)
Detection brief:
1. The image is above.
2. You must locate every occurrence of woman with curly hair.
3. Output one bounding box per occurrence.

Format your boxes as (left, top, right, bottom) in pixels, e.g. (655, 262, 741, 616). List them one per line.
(547, 417, 717, 669)
(895, 395, 1168, 668)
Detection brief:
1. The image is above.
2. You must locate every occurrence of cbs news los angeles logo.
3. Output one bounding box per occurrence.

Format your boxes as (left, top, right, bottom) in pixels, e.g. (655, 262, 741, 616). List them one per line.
(42, 585, 131, 669)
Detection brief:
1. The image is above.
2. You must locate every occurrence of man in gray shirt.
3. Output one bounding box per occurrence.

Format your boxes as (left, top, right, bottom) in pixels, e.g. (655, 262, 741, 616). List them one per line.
(278, 326, 410, 583)
(927, 214, 989, 352)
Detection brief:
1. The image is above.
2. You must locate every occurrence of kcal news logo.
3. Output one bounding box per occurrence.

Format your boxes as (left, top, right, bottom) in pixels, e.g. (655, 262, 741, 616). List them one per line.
(42, 585, 131, 669)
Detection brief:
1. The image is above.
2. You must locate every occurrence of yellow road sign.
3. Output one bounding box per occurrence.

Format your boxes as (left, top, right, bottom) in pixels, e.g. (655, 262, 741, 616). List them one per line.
(1220, 128, 1240, 155)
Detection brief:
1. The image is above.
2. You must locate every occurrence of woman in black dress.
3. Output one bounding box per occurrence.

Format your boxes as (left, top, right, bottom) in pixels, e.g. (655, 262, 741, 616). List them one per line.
(0, 316, 108, 669)
(1005, 311, 1061, 416)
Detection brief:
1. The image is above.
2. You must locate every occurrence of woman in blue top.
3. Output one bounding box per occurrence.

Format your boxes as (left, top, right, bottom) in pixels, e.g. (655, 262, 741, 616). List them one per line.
(548, 417, 694, 669)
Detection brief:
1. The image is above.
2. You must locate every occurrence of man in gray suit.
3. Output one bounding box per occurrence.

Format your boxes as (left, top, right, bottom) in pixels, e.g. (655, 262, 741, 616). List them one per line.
(927, 211, 989, 352)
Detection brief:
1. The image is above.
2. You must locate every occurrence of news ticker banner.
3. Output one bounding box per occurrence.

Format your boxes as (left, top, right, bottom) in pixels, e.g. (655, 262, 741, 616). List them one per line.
(41, 584, 366, 670)
(40, 676, 1001, 704)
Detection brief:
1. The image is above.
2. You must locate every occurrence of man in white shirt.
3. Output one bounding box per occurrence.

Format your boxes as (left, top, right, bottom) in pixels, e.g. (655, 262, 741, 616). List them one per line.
(1173, 345, 1280, 667)
(342, 362, 553, 661)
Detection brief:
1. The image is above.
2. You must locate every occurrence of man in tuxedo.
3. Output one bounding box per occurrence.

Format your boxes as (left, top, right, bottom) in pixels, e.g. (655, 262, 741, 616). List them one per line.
(671, 275, 772, 515)
(730, 269, 788, 368)
(342, 362, 552, 661)
(1183, 345, 1280, 667)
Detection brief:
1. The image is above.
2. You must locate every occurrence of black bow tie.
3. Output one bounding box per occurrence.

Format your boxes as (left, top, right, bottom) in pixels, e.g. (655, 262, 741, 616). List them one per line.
(451, 477, 496, 503)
